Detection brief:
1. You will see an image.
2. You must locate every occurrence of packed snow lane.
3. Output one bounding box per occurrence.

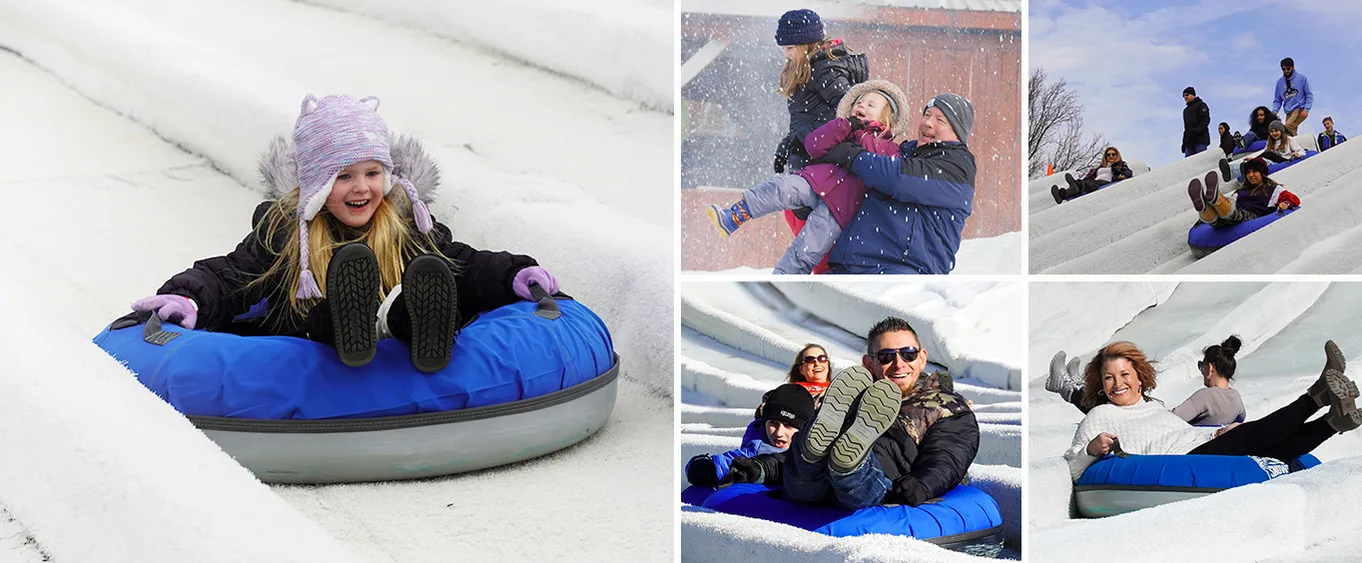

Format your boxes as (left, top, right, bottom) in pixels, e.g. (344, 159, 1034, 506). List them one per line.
(1030, 138, 1362, 274)
(680, 281, 1023, 559)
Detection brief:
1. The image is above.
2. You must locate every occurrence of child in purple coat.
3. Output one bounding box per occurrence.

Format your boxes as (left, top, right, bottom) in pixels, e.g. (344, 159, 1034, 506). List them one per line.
(706, 80, 910, 274)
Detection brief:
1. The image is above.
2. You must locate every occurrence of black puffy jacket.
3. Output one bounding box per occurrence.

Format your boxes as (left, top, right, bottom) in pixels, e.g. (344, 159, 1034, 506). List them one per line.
(779, 41, 869, 170)
(1182, 96, 1211, 151)
(156, 201, 537, 336)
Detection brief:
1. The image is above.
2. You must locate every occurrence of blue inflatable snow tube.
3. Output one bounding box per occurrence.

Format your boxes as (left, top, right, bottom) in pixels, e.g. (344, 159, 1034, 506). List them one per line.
(1233, 139, 1268, 155)
(1075, 453, 1319, 517)
(1266, 151, 1319, 175)
(682, 483, 1003, 547)
(93, 298, 615, 419)
(1188, 207, 1298, 258)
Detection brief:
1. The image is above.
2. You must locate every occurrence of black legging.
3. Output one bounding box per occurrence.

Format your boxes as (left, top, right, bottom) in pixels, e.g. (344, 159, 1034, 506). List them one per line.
(1188, 394, 1336, 462)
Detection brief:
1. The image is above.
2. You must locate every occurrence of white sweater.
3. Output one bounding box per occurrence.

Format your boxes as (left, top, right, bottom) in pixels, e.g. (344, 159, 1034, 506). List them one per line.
(1064, 400, 1217, 481)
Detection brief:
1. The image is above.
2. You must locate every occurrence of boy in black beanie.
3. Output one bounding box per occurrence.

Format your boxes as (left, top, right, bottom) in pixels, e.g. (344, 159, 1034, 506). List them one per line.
(685, 384, 815, 488)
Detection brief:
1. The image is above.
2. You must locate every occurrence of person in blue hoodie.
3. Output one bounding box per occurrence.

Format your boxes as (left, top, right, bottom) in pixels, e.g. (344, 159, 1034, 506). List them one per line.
(1274, 57, 1313, 137)
(811, 93, 976, 274)
(684, 383, 815, 488)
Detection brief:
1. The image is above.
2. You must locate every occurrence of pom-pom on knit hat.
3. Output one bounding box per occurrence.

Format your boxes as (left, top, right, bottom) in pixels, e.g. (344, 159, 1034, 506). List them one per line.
(775, 9, 824, 46)
(292, 94, 432, 299)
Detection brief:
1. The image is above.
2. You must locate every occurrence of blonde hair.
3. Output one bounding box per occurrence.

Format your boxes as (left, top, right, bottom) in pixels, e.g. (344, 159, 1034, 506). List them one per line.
(779, 40, 840, 98)
(247, 186, 447, 319)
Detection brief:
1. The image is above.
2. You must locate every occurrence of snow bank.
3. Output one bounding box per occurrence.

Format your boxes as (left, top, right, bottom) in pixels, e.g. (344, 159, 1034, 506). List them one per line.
(681, 509, 992, 563)
(0, 276, 360, 563)
(775, 282, 1023, 389)
(297, 0, 671, 112)
(0, 0, 673, 397)
(953, 231, 1024, 275)
(1027, 282, 1175, 383)
(1032, 482, 1310, 561)
(681, 357, 777, 409)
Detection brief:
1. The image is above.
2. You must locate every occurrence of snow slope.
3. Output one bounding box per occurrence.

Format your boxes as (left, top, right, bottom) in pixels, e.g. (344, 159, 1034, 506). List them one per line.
(295, 0, 672, 112)
(1029, 140, 1362, 273)
(680, 281, 1023, 560)
(0, 0, 672, 560)
(1030, 282, 1362, 561)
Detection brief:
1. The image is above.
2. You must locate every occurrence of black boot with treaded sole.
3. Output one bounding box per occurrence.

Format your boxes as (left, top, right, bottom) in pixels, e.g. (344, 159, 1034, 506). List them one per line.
(829, 378, 902, 474)
(802, 365, 875, 465)
(327, 242, 381, 368)
(403, 255, 459, 373)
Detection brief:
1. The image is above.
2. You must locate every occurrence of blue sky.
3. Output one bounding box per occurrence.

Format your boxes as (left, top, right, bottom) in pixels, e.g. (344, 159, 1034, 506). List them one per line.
(1031, 0, 1362, 168)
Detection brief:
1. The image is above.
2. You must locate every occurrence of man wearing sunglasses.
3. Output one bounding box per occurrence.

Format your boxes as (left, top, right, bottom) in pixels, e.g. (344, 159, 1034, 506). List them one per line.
(1273, 57, 1313, 137)
(720, 316, 980, 510)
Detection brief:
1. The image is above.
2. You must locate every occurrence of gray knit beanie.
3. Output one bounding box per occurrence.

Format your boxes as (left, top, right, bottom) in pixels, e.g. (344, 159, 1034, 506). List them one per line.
(925, 93, 976, 144)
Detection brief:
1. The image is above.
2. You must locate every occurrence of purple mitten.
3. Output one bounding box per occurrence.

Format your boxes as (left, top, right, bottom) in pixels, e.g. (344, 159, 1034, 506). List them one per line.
(512, 267, 559, 301)
(130, 294, 198, 329)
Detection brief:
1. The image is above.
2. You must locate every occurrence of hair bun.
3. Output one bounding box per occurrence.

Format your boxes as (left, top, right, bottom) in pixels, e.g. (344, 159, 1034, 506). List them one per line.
(1221, 335, 1243, 356)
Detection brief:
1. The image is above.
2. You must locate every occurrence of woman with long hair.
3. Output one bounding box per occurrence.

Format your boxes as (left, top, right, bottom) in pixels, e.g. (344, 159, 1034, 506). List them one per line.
(1052, 146, 1134, 203)
(1063, 340, 1360, 481)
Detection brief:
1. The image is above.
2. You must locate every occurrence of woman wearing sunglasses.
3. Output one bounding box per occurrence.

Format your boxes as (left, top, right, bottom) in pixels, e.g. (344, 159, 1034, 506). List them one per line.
(1062, 340, 1361, 482)
(1048, 336, 1246, 426)
(787, 343, 833, 396)
(1051, 146, 1134, 204)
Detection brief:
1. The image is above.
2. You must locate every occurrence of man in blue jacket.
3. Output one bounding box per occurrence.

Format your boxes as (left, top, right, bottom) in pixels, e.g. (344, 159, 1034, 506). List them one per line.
(813, 93, 976, 274)
(1274, 57, 1313, 137)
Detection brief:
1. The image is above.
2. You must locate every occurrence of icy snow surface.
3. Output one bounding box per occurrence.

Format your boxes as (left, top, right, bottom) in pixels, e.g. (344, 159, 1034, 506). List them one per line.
(1029, 139, 1362, 273)
(0, 0, 672, 560)
(680, 281, 1023, 560)
(1030, 282, 1362, 561)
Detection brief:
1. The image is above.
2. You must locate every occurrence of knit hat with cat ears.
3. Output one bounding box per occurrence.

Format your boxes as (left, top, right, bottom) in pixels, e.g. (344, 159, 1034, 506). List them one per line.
(291, 94, 432, 299)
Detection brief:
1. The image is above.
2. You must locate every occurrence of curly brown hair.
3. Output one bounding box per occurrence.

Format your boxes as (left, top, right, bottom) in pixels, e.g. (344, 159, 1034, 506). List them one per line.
(1081, 341, 1159, 409)
(787, 343, 828, 383)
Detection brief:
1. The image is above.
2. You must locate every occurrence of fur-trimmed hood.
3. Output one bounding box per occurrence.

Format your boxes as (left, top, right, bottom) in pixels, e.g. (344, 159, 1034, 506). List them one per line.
(837, 79, 911, 140)
(257, 133, 441, 203)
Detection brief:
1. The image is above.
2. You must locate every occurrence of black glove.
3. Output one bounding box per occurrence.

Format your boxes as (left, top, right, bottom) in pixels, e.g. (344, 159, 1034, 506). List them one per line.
(686, 455, 719, 488)
(774, 138, 792, 174)
(848, 116, 865, 131)
(717, 457, 764, 488)
(792, 206, 813, 221)
(819, 141, 866, 169)
(891, 475, 931, 506)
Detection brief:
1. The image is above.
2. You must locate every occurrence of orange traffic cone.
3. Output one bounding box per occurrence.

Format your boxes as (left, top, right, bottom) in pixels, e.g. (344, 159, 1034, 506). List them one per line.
(1047, 163, 1054, 176)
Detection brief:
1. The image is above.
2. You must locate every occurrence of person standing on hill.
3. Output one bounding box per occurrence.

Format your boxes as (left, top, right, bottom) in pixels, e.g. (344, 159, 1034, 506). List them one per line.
(1181, 86, 1211, 158)
(1318, 116, 1347, 152)
(1274, 57, 1313, 137)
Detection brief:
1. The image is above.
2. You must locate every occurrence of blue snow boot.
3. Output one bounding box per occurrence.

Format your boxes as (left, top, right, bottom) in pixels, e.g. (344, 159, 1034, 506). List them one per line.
(707, 200, 753, 237)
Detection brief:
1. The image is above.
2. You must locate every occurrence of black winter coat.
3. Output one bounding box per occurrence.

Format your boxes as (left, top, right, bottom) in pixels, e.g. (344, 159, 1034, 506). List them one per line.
(157, 201, 538, 336)
(1182, 96, 1211, 151)
(779, 42, 869, 170)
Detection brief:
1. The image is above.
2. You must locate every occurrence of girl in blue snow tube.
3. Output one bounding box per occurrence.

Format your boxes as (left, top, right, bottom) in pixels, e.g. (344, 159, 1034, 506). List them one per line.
(120, 94, 560, 373)
(1188, 157, 1300, 229)
(1063, 340, 1362, 484)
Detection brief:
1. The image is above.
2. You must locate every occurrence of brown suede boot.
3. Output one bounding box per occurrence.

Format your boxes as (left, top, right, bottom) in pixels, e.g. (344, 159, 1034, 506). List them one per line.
(1190, 178, 1218, 222)
(1210, 191, 1233, 218)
